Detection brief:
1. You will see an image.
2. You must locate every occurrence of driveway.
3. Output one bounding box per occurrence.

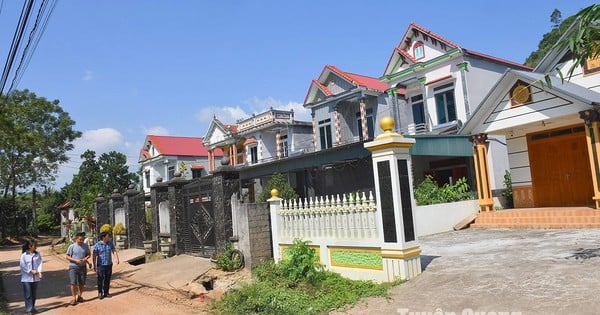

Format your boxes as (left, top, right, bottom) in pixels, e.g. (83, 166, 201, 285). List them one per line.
(336, 228, 600, 315)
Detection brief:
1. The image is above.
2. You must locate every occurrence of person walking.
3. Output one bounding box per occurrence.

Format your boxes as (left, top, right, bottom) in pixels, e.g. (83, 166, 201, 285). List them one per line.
(20, 239, 43, 315)
(65, 232, 91, 306)
(92, 231, 119, 299)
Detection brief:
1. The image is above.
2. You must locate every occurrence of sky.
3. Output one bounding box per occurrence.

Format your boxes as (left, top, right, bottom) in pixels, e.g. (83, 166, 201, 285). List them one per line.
(0, 0, 596, 189)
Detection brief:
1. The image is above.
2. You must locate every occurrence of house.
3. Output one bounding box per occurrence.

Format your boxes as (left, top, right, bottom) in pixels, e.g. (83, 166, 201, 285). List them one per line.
(460, 21, 600, 209)
(138, 135, 220, 195)
(379, 23, 533, 198)
(202, 109, 312, 169)
(303, 64, 394, 151)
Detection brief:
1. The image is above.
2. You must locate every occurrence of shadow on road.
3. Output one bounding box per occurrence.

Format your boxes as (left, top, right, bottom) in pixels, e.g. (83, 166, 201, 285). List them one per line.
(420, 255, 440, 271)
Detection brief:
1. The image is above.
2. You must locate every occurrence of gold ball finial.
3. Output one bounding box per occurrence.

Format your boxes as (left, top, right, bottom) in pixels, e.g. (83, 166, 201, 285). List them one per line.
(270, 189, 279, 198)
(380, 116, 395, 133)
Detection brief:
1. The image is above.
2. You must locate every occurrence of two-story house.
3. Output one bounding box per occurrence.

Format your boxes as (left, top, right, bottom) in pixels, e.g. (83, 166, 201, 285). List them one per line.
(138, 135, 220, 196)
(460, 21, 600, 209)
(380, 23, 533, 192)
(303, 64, 394, 150)
(202, 109, 312, 171)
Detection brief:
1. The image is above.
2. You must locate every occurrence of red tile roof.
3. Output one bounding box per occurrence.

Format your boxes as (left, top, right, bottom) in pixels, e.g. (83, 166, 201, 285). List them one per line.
(145, 135, 222, 157)
(344, 72, 389, 92)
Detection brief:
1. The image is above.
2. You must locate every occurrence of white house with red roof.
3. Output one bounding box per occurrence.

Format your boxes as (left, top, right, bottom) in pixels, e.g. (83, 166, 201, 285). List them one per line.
(303, 64, 394, 151)
(138, 135, 221, 195)
(379, 22, 533, 194)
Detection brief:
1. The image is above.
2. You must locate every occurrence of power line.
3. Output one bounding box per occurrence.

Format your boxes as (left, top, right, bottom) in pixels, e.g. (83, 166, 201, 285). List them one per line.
(0, 0, 35, 98)
(8, 0, 58, 94)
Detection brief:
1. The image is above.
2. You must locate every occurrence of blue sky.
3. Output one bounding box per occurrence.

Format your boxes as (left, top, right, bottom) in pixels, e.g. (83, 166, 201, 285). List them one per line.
(0, 0, 596, 188)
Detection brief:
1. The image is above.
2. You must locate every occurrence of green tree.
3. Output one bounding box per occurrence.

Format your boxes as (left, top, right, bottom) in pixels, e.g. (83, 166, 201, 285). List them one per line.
(0, 90, 81, 197)
(0, 89, 80, 238)
(62, 150, 138, 216)
(551, 9, 562, 28)
(524, 13, 576, 67)
(258, 172, 299, 202)
(558, 4, 600, 79)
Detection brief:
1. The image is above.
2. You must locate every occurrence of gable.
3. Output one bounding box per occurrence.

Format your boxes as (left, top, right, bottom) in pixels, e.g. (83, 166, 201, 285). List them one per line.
(383, 23, 460, 76)
(461, 70, 600, 135)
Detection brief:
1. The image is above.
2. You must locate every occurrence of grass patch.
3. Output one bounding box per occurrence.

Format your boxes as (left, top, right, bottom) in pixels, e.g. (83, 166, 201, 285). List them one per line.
(212, 240, 402, 314)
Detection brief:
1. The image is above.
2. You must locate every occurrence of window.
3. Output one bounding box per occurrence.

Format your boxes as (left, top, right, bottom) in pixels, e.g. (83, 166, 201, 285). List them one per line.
(434, 83, 456, 124)
(413, 42, 424, 60)
(411, 95, 425, 126)
(144, 171, 150, 189)
(280, 135, 289, 157)
(319, 119, 333, 150)
(167, 165, 175, 180)
(192, 169, 203, 178)
(356, 108, 375, 140)
(249, 146, 258, 164)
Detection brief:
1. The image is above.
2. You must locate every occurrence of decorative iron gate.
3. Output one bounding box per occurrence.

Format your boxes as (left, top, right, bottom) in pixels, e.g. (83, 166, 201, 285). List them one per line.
(181, 178, 215, 257)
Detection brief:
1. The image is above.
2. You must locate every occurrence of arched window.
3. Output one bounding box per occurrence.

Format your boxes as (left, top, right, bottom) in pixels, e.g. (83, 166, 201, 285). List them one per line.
(413, 41, 425, 60)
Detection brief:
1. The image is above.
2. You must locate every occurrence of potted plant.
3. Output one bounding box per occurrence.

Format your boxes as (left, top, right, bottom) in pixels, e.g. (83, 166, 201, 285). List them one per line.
(113, 223, 127, 249)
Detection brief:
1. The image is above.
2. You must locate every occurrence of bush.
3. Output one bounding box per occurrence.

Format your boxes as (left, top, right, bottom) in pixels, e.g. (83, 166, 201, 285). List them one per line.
(113, 223, 126, 235)
(99, 224, 112, 234)
(414, 176, 473, 206)
(214, 243, 244, 271)
(279, 239, 323, 285)
(502, 170, 514, 208)
(258, 173, 299, 202)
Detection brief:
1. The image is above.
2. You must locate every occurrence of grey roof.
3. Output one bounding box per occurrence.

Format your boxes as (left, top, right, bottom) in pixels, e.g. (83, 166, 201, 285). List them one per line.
(513, 70, 600, 104)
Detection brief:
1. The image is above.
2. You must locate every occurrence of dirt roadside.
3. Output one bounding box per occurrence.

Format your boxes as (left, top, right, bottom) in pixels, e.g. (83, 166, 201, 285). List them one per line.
(0, 241, 227, 315)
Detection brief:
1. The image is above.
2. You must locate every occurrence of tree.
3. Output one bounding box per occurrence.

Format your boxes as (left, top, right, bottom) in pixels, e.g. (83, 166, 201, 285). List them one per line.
(63, 150, 138, 216)
(258, 172, 299, 202)
(558, 4, 600, 79)
(0, 89, 80, 238)
(551, 9, 562, 28)
(524, 13, 576, 67)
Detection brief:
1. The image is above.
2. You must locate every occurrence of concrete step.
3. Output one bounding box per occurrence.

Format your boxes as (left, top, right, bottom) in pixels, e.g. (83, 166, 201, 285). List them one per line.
(472, 207, 600, 229)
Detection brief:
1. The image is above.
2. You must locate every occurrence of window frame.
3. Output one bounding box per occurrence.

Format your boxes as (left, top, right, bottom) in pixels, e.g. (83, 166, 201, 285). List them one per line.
(433, 83, 457, 125)
(413, 41, 425, 60)
(356, 108, 375, 140)
(318, 118, 333, 150)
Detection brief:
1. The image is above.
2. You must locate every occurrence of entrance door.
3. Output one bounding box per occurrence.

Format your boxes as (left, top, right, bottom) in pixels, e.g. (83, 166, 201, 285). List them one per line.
(528, 125, 593, 207)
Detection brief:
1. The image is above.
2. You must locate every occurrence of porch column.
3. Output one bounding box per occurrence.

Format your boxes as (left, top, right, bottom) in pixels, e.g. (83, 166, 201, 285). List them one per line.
(417, 77, 431, 131)
(580, 109, 600, 209)
(208, 150, 214, 173)
(334, 106, 342, 145)
(470, 133, 493, 212)
(359, 98, 369, 140)
(364, 116, 421, 281)
(232, 144, 237, 167)
(276, 130, 282, 159)
(311, 112, 317, 152)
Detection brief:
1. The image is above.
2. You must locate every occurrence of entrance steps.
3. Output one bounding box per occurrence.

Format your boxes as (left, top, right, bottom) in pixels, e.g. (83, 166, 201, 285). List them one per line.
(471, 207, 600, 229)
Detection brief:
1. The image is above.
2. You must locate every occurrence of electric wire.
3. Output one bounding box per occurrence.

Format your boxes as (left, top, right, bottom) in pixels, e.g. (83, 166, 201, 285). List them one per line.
(0, 0, 35, 98)
(8, 0, 58, 94)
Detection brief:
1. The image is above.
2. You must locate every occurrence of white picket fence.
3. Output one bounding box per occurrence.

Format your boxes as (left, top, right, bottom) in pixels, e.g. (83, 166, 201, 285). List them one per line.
(278, 191, 378, 242)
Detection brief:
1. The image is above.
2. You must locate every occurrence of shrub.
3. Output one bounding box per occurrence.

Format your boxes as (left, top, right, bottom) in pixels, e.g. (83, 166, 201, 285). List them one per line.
(502, 170, 514, 208)
(258, 173, 299, 202)
(279, 239, 323, 285)
(414, 175, 473, 206)
(214, 243, 244, 271)
(113, 223, 126, 235)
(99, 224, 112, 234)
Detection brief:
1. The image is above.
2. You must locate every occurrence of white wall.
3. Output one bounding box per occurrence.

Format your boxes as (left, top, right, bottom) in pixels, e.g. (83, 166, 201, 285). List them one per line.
(415, 199, 479, 236)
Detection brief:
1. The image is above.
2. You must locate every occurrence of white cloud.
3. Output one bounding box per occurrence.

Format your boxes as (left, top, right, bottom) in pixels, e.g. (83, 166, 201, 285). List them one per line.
(82, 70, 93, 81)
(195, 97, 311, 128)
(244, 96, 311, 122)
(53, 128, 141, 189)
(195, 105, 249, 125)
(144, 126, 170, 136)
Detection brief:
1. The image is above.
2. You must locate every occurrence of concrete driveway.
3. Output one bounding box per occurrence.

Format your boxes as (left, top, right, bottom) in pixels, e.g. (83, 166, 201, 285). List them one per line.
(336, 228, 600, 315)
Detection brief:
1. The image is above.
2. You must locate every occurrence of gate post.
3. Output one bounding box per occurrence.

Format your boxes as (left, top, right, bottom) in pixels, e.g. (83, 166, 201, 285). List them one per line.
(364, 116, 421, 281)
(212, 165, 240, 251)
(94, 194, 108, 235)
(168, 173, 190, 255)
(123, 185, 143, 249)
(268, 189, 282, 263)
(151, 177, 169, 251)
(108, 190, 123, 228)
